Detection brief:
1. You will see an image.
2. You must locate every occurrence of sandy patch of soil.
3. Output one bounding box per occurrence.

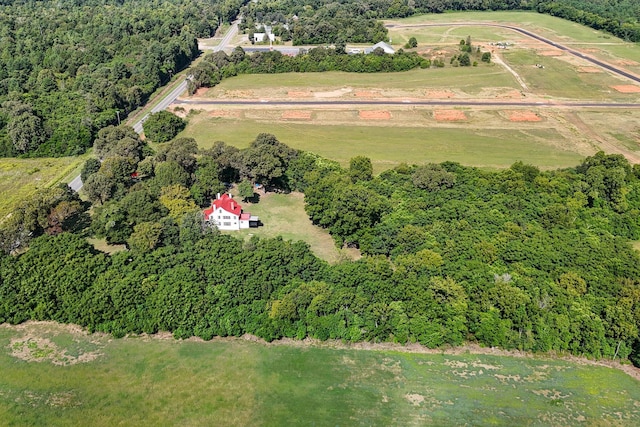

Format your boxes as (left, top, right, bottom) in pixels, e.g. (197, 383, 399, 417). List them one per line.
(425, 90, 455, 99)
(359, 110, 391, 120)
(615, 59, 639, 67)
(192, 87, 209, 97)
(508, 111, 542, 122)
(497, 90, 523, 99)
(314, 88, 352, 98)
(354, 91, 380, 98)
(612, 85, 640, 93)
(281, 110, 312, 120)
(405, 394, 425, 406)
(210, 110, 241, 118)
(578, 67, 602, 73)
(288, 91, 312, 98)
(539, 50, 563, 56)
(434, 110, 466, 121)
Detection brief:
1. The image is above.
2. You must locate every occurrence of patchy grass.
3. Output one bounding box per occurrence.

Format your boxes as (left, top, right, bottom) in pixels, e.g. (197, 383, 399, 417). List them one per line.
(181, 113, 585, 172)
(224, 191, 358, 264)
(0, 155, 88, 220)
(86, 238, 128, 255)
(1, 322, 639, 426)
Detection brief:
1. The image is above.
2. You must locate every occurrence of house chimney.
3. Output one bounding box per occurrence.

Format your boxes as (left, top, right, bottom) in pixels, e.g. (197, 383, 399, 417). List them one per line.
(217, 193, 221, 199)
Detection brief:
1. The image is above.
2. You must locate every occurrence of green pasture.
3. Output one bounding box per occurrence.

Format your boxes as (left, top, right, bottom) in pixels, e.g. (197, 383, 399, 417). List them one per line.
(389, 11, 640, 67)
(1, 323, 639, 426)
(181, 115, 584, 171)
(0, 156, 87, 220)
(203, 66, 519, 96)
(504, 49, 638, 101)
(223, 191, 357, 264)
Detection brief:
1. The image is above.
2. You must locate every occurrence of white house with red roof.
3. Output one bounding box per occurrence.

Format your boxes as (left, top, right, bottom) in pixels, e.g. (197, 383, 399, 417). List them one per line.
(203, 193, 259, 230)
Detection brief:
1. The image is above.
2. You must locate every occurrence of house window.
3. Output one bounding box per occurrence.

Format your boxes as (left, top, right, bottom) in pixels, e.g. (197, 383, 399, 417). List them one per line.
(223, 222, 231, 226)
(223, 215, 231, 220)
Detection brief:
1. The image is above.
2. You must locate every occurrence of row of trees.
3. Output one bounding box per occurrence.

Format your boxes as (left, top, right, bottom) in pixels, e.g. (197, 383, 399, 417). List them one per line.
(188, 46, 428, 94)
(0, 0, 244, 157)
(1, 138, 640, 365)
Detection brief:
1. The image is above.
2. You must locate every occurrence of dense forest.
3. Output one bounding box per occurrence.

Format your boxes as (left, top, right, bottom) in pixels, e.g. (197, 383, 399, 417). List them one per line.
(0, 0, 244, 157)
(1, 125, 640, 365)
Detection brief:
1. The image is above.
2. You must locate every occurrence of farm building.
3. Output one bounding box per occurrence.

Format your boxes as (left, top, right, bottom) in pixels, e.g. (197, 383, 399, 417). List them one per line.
(203, 193, 259, 231)
(364, 41, 395, 54)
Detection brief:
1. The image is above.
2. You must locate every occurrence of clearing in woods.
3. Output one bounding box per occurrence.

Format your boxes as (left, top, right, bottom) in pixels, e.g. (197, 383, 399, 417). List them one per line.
(182, 12, 640, 168)
(1, 322, 639, 426)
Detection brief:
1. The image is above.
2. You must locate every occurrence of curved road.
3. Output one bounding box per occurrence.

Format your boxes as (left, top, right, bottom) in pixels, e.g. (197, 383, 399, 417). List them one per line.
(388, 22, 640, 85)
(69, 20, 240, 191)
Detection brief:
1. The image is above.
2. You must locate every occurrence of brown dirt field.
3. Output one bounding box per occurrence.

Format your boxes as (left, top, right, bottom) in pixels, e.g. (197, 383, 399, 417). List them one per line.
(425, 90, 455, 99)
(615, 59, 639, 67)
(434, 110, 467, 121)
(578, 67, 602, 73)
(288, 91, 312, 98)
(359, 110, 391, 120)
(612, 85, 640, 93)
(508, 111, 542, 122)
(355, 91, 380, 98)
(497, 90, 523, 99)
(539, 50, 563, 56)
(210, 110, 242, 118)
(281, 110, 312, 120)
(192, 87, 209, 97)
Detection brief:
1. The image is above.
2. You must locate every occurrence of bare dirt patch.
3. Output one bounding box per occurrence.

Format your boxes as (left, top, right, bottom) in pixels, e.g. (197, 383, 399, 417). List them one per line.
(578, 67, 602, 73)
(425, 90, 455, 99)
(210, 110, 242, 118)
(192, 87, 209, 97)
(281, 110, 312, 120)
(508, 111, 542, 122)
(497, 89, 523, 99)
(405, 393, 425, 406)
(434, 110, 467, 121)
(8, 336, 102, 366)
(354, 91, 380, 98)
(611, 85, 640, 93)
(615, 59, 639, 67)
(288, 91, 312, 98)
(359, 110, 391, 120)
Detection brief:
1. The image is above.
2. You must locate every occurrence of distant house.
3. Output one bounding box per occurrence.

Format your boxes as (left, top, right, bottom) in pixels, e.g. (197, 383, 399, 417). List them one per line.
(253, 32, 275, 43)
(203, 193, 259, 231)
(364, 41, 395, 54)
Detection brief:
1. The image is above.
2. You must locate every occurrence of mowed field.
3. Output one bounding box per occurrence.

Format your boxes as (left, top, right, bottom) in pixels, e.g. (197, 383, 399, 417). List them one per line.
(0, 156, 87, 220)
(1, 322, 639, 426)
(180, 11, 640, 170)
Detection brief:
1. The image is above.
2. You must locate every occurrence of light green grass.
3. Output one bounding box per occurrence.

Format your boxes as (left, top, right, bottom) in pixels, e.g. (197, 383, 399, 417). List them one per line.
(181, 114, 583, 171)
(224, 191, 358, 264)
(0, 155, 88, 220)
(204, 67, 518, 96)
(1, 323, 639, 426)
(86, 238, 127, 255)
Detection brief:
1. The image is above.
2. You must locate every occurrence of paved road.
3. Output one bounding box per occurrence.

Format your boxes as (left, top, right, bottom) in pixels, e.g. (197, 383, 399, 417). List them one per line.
(175, 99, 640, 108)
(70, 20, 240, 191)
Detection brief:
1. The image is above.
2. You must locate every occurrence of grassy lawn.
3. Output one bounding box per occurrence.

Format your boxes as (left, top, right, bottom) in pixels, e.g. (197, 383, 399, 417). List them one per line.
(0, 155, 88, 220)
(1, 322, 639, 426)
(181, 113, 585, 172)
(223, 191, 358, 264)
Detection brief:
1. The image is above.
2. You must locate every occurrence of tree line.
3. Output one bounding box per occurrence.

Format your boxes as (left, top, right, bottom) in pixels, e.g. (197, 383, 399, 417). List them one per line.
(1, 131, 640, 365)
(0, 0, 244, 157)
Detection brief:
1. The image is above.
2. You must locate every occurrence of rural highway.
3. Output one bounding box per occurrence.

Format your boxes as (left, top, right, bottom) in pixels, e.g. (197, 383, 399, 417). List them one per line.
(69, 20, 239, 191)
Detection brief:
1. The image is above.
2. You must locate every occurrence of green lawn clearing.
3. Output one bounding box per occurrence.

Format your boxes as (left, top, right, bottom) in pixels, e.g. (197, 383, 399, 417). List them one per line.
(225, 191, 358, 264)
(1, 322, 639, 426)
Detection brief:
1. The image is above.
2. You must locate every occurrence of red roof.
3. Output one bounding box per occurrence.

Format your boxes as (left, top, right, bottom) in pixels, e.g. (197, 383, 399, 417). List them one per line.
(203, 206, 214, 218)
(210, 193, 242, 216)
(240, 213, 251, 220)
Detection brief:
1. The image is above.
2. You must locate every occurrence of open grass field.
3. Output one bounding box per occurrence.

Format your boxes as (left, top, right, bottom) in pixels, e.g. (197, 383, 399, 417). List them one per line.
(223, 191, 358, 263)
(1, 322, 639, 426)
(181, 11, 640, 170)
(0, 156, 88, 221)
(180, 109, 587, 171)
